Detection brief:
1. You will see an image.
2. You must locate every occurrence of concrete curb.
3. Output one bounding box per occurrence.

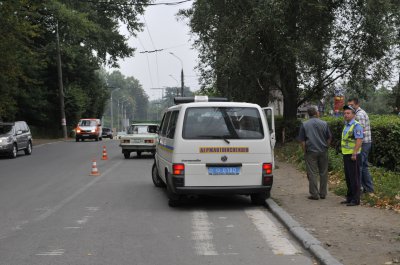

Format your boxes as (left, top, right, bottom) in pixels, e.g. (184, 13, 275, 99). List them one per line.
(266, 198, 344, 265)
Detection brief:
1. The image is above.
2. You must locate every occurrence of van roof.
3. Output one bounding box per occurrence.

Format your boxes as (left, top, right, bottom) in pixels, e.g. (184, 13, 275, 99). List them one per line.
(167, 101, 261, 111)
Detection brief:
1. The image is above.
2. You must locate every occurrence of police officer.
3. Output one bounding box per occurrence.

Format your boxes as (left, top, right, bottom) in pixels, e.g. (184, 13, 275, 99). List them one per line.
(341, 105, 363, 206)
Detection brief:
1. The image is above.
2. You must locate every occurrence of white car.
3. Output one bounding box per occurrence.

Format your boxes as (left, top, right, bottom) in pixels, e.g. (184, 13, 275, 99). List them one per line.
(119, 123, 159, 158)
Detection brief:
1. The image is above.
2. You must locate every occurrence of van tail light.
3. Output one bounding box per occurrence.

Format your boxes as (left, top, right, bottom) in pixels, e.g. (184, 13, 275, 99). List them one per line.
(172, 163, 185, 187)
(173, 164, 185, 175)
(145, 139, 154, 143)
(262, 163, 273, 186)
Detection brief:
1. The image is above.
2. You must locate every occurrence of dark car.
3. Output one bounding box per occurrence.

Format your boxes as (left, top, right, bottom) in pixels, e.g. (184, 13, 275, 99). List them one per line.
(0, 121, 33, 158)
(101, 127, 113, 139)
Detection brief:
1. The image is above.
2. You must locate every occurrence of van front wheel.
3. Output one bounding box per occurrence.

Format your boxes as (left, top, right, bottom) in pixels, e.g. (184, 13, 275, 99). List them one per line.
(251, 192, 267, 205)
(152, 163, 166, 188)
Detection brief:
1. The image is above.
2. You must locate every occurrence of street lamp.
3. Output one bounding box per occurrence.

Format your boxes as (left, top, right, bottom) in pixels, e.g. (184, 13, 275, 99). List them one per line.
(110, 87, 120, 133)
(169, 52, 184, 97)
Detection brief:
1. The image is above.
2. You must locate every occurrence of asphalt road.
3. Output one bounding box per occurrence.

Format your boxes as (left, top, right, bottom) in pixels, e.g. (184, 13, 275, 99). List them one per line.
(0, 140, 315, 265)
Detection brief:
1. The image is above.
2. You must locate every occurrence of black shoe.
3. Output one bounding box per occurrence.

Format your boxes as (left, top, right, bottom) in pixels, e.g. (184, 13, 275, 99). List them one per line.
(340, 200, 349, 204)
(320, 195, 326, 199)
(308, 196, 319, 200)
(346, 202, 360, 206)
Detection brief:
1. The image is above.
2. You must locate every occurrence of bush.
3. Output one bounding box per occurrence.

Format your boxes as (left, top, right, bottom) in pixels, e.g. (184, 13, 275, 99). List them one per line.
(322, 115, 400, 171)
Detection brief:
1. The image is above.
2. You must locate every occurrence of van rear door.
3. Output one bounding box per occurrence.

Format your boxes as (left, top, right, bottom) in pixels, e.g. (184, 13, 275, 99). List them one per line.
(177, 106, 272, 187)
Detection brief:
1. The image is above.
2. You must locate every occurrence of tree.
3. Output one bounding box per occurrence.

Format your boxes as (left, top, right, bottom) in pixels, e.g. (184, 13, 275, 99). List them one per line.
(180, 0, 400, 119)
(0, 0, 150, 136)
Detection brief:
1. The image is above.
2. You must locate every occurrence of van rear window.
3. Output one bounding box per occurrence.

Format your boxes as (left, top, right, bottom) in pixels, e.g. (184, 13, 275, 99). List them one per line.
(182, 107, 264, 139)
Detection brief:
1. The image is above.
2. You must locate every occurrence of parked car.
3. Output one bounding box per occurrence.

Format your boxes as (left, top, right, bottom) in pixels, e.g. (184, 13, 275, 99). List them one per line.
(101, 127, 113, 139)
(119, 123, 158, 158)
(75, 118, 102, 142)
(0, 121, 33, 158)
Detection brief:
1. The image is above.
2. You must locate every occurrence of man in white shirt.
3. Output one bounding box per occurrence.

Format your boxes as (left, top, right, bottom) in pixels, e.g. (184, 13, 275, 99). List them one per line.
(347, 98, 374, 193)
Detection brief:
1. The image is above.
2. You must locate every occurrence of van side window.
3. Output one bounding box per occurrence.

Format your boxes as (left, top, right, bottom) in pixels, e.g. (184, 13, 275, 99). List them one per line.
(160, 112, 171, 137)
(166, 111, 179, 139)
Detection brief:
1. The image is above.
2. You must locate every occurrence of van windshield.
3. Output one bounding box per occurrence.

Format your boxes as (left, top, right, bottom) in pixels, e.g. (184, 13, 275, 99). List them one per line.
(79, 120, 97, 126)
(182, 107, 264, 139)
(0, 125, 13, 134)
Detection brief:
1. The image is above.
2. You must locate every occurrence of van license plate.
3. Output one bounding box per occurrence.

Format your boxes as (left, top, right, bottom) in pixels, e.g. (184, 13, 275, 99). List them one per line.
(208, 167, 240, 175)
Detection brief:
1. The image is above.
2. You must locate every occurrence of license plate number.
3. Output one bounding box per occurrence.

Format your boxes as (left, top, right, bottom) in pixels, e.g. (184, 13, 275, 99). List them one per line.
(208, 167, 240, 175)
(133, 139, 142, 143)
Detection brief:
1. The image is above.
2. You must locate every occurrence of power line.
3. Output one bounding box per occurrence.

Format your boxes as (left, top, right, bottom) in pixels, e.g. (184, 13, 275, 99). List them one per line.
(139, 43, 189, 53)
(142, 15, 160, 88)
(82, 0, 192, 7)
(137, 37, 154, 89)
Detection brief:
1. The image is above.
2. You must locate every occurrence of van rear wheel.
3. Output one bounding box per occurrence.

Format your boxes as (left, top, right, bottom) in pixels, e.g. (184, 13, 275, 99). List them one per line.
(251, 192, 267, 205)
(123, 151, 130, 159)
(166, 173, 180, 207)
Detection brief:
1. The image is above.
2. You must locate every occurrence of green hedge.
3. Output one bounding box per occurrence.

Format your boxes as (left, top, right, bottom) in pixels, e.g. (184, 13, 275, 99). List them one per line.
(274, 115, 400, 171)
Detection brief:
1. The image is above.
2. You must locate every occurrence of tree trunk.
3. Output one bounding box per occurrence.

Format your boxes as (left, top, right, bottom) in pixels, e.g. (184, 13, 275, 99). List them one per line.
(280, 62, 298, 120)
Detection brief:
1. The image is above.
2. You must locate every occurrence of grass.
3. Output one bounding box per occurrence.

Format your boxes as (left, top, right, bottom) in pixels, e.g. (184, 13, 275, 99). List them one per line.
(275, 142, 400, 212)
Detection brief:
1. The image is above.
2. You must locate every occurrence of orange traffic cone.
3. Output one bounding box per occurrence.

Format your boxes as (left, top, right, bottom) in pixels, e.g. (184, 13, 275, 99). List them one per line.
(101, 146, 108, 160)
(90, 159, 100, 176)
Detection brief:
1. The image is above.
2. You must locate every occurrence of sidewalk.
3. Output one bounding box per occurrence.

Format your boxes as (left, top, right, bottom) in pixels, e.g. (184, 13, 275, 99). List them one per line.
(269, 159, 400, 265)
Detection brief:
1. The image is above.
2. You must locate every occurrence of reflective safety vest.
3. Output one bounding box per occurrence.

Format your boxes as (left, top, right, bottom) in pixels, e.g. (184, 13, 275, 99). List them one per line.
(341, 121, 362, 155)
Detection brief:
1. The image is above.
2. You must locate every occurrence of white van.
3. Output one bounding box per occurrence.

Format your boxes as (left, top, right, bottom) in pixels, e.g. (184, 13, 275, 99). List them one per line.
(151, 96, 275, 207)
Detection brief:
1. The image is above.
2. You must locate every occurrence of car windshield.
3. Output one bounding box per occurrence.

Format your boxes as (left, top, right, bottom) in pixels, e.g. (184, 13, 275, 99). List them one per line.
(79, 120, 97, 126)
(182, 107, 264, 139)
(127, 125, 158, 134)
(0, 125, 13, 134)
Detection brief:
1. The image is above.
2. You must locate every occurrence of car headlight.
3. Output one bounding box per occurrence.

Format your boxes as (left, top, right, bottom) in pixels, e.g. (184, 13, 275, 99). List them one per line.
(91, 129, 95, 133)
(0, 136, 12, 144)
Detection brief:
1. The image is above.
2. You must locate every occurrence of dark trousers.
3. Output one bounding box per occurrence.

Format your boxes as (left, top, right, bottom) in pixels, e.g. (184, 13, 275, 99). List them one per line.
(343, 154, 361, 204)
(305, 151, 328, 198)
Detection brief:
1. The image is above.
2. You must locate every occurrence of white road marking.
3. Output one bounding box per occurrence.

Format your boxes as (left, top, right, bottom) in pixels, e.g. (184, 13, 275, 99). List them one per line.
(36, 249, 65, 256)
(77, 216, 92, 225)
(64, 227, 81, 229)
(86, 207, 99, 212)
(192, 211, 218, 256)
(245, 209, 300, 255)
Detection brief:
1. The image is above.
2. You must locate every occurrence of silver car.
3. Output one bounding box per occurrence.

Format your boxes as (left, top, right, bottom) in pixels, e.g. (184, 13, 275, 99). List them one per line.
(0, 121, 33, 158)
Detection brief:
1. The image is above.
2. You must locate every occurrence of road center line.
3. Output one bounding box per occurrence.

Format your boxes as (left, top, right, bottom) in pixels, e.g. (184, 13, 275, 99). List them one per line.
(34, 161, 123, 222)
(245, 209, 300, 255)
(0, 161, 123, 241)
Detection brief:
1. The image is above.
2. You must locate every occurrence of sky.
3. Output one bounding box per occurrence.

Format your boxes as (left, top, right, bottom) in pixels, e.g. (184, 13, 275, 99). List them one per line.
(109, 0, 200, 100)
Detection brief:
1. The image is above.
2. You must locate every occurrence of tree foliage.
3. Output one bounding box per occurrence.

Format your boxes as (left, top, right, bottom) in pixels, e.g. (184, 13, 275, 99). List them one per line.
(180, 0, 400, 119)
(0, 0, 149, 136)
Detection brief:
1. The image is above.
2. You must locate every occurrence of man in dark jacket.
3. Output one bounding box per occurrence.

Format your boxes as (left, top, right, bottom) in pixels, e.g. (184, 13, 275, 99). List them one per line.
(298, 106, 332, 200)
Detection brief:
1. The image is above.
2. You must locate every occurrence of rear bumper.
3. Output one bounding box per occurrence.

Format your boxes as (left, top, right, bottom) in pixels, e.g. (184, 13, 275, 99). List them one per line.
(174, 185, 272, 195)
(120, 144, 156, 152)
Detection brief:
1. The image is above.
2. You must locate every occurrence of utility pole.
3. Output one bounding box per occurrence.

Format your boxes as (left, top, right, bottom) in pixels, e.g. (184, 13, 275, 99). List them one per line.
(169, 74, 179, 96)
(110, 87, 120, 133)
(169, 52, 184, 97)
(56, 21, 67, 139)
